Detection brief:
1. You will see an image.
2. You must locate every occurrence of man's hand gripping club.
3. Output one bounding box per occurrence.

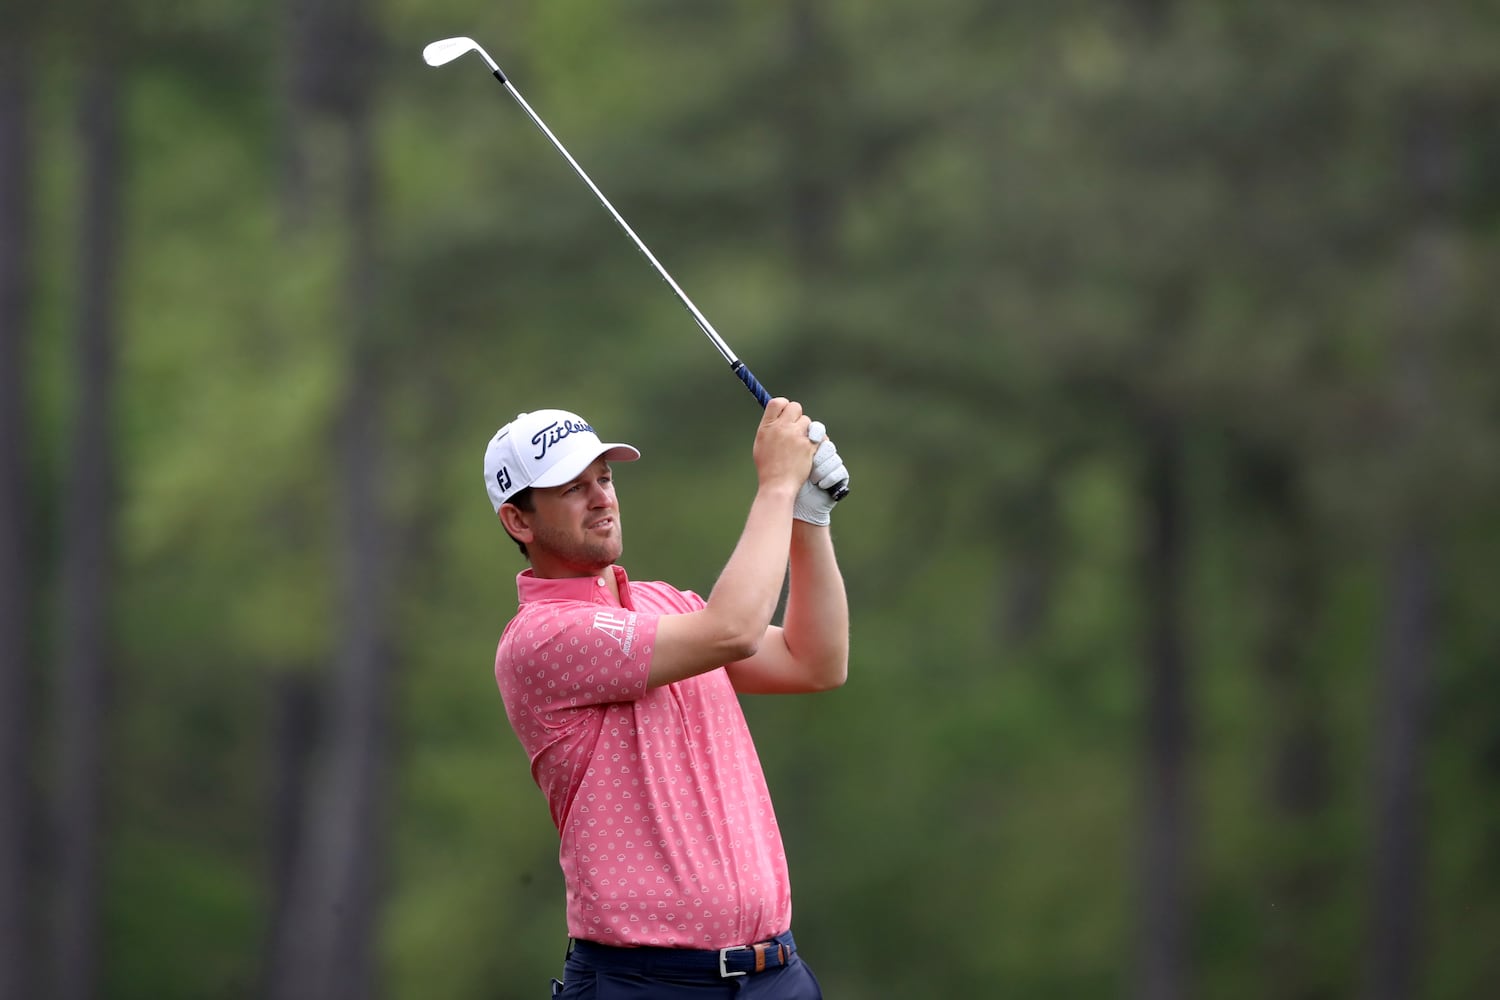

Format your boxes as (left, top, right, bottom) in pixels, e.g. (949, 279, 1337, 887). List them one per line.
(792, 421, 850, 526)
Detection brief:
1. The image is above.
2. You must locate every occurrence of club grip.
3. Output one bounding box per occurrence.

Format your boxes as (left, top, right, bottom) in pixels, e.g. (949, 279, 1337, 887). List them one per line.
(731, 361, 850, 503)
(731, 360, 772, 407)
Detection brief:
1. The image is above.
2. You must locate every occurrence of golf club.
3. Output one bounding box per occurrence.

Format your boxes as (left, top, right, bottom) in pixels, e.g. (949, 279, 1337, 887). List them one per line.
(422, 35, 848, 501)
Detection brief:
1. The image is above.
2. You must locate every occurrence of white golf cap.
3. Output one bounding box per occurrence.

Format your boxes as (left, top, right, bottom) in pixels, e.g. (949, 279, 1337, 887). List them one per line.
(483, 409, 640, 511)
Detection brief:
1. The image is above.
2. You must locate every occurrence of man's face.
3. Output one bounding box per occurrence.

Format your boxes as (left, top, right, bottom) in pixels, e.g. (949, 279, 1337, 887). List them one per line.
(524, 458, 622, 574)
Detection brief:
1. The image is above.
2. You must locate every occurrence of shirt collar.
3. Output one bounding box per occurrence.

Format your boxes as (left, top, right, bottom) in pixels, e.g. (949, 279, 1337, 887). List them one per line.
(516, 565, 631, 606)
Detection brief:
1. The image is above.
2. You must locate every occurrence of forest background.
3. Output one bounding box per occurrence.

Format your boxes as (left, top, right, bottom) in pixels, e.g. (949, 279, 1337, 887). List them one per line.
(3, 1, 1498, 998)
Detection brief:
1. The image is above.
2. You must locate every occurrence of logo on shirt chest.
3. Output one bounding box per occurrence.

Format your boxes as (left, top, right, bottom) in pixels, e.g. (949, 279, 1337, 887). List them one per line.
(592, 610, 639, 656)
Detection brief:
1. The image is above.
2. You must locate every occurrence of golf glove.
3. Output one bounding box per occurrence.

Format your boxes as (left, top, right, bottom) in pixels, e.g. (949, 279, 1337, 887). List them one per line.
(793, 421, 850, 526)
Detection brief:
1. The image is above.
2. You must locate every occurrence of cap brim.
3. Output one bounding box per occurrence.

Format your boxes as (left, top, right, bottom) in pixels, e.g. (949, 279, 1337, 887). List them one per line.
(528, 443, 641, 489)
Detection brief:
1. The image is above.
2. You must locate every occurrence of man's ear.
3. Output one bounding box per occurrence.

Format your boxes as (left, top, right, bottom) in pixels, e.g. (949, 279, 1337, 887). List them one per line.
(498, 503, 533, 542)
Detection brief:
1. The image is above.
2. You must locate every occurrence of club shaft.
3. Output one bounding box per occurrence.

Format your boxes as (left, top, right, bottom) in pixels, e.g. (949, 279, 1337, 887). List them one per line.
(451, 43, 845, 499)
(495, 72, 741, 370)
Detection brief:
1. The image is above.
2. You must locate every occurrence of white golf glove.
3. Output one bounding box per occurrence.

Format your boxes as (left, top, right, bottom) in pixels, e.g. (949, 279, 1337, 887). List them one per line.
(792, 421, 850, 526)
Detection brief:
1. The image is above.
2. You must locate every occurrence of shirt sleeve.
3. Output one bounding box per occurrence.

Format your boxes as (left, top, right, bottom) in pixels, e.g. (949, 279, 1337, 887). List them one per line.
(496, 602, 658, 723)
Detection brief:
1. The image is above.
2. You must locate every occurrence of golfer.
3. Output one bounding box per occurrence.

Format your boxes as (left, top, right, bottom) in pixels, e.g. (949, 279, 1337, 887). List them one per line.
(484, 398, 850, 998)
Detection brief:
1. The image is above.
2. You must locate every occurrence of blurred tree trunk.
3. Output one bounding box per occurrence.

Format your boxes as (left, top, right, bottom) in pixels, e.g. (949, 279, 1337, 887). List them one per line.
(266, 1, 391, 996)
(262, 672, 320, 991)
(1137, 419, 1190, 1000)
(51, 40, 125, 1000)
(326, 103, 389, 993)
(1123, 0, 1192, 991)
(1366, 533, 1435, 1000)
(1363, 102, 1452, 1000)
(0, 18, 37, 1000)
(257, 0, 320, 987)
(1245, 452, 1333, 1000)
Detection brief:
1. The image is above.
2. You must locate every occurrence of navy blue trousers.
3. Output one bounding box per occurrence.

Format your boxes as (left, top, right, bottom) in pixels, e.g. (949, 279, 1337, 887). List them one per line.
(551, 931, 823, 999)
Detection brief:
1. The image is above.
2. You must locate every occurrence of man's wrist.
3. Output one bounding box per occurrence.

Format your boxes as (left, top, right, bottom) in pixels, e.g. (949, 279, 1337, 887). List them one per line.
(757, 481, 802, 503)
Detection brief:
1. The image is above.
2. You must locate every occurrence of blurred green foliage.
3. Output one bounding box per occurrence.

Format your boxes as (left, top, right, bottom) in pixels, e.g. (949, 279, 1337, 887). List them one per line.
(12, 0, 1500, 997)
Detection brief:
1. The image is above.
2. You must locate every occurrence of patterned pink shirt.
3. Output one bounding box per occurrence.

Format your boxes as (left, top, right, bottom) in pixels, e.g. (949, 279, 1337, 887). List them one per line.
(494, 566, 792, 948)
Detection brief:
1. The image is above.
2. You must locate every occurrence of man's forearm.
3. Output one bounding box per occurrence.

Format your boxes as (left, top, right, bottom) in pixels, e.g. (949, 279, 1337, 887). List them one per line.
(704, 483, 801, 652)
(779, 522, 849, 686)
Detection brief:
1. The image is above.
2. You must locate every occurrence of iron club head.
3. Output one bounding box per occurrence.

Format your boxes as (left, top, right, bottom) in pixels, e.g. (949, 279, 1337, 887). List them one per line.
(422, 36, 501, 75)
(422, 36, 477, 66)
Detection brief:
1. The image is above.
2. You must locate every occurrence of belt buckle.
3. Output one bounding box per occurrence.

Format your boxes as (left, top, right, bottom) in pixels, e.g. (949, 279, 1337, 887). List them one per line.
(718, 944, 749, 978)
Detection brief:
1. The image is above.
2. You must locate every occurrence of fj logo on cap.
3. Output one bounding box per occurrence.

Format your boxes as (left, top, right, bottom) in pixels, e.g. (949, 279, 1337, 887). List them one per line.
(495, 467, 513, 493)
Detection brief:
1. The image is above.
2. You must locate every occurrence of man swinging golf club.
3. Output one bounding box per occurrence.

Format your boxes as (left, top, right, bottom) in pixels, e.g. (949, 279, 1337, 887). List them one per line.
(485, 399, 850, 998)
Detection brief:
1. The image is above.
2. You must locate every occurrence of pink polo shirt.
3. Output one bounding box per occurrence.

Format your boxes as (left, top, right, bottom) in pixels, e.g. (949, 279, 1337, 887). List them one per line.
(494, 565, 792, 949)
